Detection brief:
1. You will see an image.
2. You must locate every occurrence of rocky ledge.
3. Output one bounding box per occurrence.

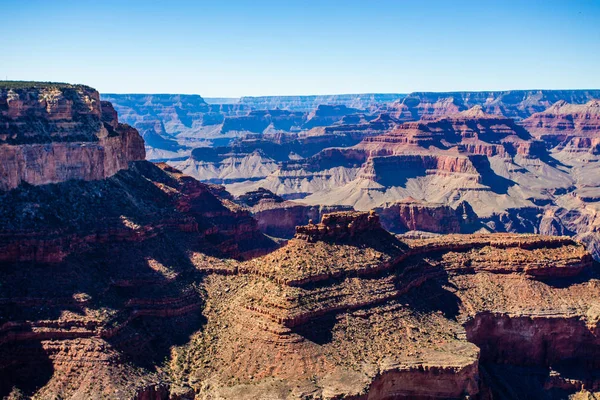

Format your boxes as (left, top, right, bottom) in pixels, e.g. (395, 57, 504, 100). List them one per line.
(0, 82, 145, 191)
(294, 210, 383, 242)
(237, 188, 354, 238)
(375, 198, 482, 234)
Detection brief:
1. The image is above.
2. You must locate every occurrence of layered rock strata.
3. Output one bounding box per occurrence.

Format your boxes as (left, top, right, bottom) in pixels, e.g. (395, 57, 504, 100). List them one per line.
(171, 211, 599, 399)
(0, 83, 145, 191)
(237, 188, 353, 238)
(389, 90, 600, 121)
(5, 82, 600, 399)
(523, 99, 600, 138)
(375, 198, 481, 234)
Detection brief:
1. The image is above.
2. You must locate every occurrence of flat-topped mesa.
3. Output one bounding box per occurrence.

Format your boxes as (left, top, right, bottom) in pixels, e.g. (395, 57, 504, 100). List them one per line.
(360, 122, 439, 151)
(294, 210, 382, 242)
(303, 104, 361, 129)
(0, 82, 145, 191)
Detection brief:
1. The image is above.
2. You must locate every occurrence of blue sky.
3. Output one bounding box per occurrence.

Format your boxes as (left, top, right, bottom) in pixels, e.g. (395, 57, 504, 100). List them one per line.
(0, 0, 599, 96)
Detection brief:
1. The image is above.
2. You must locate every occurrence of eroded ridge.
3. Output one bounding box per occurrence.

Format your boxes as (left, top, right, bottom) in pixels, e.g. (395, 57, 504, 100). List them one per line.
(176, 211, 599, 399)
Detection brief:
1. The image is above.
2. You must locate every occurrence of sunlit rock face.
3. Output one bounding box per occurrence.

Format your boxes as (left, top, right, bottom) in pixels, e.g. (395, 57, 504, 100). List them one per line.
(0, 83, 145, 191)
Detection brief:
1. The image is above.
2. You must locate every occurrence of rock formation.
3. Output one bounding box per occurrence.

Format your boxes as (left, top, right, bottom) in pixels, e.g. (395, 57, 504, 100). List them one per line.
(0, 82, 275, 398)
(294, 210, 383, 242)
(0, 83, 145, 191)
(169, 212, 599, 399)
(237, 188, 353, 238)
(229, 107, 559, 214)
(522, 99, 600, 157)
(212, 102, 600, 261)
(375, 198, 482, 234)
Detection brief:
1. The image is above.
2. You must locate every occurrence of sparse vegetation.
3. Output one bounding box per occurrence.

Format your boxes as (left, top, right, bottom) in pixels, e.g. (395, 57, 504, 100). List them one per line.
(0, 80, 93, 91)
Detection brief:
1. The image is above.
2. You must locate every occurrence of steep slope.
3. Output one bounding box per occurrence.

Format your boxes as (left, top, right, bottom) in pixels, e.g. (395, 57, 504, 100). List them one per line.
(0, 83, 276, 399)
(0, 82, 145, 190)
(167, 212, 600, 399)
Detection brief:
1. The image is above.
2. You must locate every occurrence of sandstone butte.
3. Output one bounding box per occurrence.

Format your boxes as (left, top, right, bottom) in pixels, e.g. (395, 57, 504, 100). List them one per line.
(2, 82, 600, 400)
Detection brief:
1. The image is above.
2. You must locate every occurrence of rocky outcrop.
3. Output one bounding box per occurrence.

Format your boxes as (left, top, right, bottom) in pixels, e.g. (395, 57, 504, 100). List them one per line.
(294, 210, 383, 242)
(237, 187, 286, 207)
(0, 83, 279, 398)
(237, 188, 353, 238)
(376, 198, 481, 234)
(0, 83, 145, 191)
(184, 212, 597, 399)
(0, 160, 275, 263)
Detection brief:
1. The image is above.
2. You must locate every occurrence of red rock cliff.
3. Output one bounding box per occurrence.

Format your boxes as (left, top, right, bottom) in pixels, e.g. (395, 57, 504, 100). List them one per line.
(0, 83, 145, 191)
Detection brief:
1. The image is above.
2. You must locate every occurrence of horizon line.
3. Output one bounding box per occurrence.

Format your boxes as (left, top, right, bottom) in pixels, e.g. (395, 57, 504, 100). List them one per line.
(100, 88, 600, 99)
